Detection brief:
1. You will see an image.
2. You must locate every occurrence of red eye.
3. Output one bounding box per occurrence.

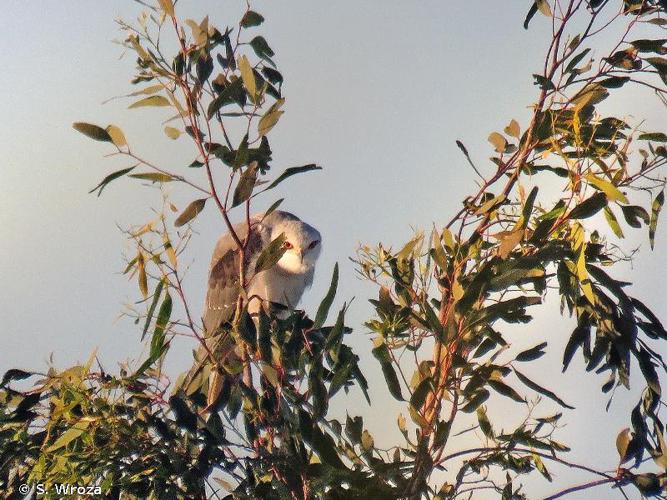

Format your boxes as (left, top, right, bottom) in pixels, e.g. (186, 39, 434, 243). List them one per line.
(308, 240, 319, 249)
(283, 241, 293, 249)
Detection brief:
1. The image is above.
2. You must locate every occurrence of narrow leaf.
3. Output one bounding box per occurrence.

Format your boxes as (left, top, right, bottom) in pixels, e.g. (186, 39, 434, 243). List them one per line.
(142, 279, 164, 341)
(73, 122, 112, 142)
(175, 198, 207, 227)
(313, 263, 339, 329)
(88, 166, 136, 196)
(650, 191, 664, 249)
(128, 95, 171, 109)
(238, 55, 256, 99)
(514, 368, 574, 409)
(254, 234, 287, 274)
(232, 161, 258, 207)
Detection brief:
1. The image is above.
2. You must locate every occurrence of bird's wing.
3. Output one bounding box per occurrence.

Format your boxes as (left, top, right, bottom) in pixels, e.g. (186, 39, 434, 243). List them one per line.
(203, 221, 265, 335)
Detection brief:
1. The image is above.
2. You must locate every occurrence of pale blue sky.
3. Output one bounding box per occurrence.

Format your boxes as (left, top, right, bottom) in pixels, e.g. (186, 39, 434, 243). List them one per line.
(1, 2, 665, 498)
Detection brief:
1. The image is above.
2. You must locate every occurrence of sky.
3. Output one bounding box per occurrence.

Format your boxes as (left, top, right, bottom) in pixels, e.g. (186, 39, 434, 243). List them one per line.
(1, 1, 666, 498)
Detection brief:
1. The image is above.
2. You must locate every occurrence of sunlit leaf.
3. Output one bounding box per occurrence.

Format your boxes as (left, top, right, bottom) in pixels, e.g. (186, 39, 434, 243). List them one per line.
(504, 119, 520, 139)
(105, 125, 127, 148)
(488, 132, 507, 153)
(157, 0, 174, 17)
(257, 98, 285, 136)
(164, 126, 181, 139)
(128, 95, 171, 109)
(238, 55, 257, 100)
(585, 173, 628, 203)
(175, 198, 207, 227)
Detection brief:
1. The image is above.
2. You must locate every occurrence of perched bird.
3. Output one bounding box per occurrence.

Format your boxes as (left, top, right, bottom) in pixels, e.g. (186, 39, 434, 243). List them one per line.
(181, 210, 322, 408)
(203, 210, 322, 333)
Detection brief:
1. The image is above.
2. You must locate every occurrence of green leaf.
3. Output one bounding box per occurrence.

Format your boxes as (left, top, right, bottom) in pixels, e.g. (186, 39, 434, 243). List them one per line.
(533, 74, 555, 90)
(45, 420, 91, 452)
(260, 164, 322, 193)
(88, 166, 136, 196)
(410, 377, 433, 409)
(567, 192, 607, 219)
(169, 395, 198, 432)
(232, 161, 258, 207)
(562, 322, 590, 371)
(249, 36, 275, 61)
(604, 207, 624, 238)
(638, 132, 667, 142)
(461, 389, 490, 413)
(346, 415, 363, 444)
(477, 406, 494, 439)
(650, 191, 664, 249)
(310, 427, 346, 469)
(207, 78, 243, 119)
(174, 198, 207, 227)
(128, 95, 171, 109)
(521, 187, 539, 227)
(523, 3, 539, 29)
(263, 198, 284, 219)
(565, 48, 591, 74)
(599, 76, 630, 89)
(129, 172, 175, 183)
(151, 292, 172, 360)
(1, 369, 33, 388)
(254, 233, 287, 274)
(488, 380, 524, 403)
(372, 343, 404, 401)
(241, 10, 264, 28)
(73, 122, 113, 142)
(515, 342, 547, 362)
(141, 279, 164, 341)
(313, 264, 338, 330)
(620, 205, 650, 228)
(513, 368, 574, 409)
(585, 173, 628, 203)
(645, 57, 667, 85)
(630, 39, 667, 53)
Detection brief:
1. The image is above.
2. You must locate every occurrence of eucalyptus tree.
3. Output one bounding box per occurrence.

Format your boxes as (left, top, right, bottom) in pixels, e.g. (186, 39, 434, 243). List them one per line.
(2, 1, 667, 499)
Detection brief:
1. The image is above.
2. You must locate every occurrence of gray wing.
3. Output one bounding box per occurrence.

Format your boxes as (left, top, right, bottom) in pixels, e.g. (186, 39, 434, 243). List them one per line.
(203, 221, 264, 335)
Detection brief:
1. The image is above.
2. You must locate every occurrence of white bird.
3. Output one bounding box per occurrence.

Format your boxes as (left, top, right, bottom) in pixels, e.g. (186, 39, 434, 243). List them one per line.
(182, 210, 322, 407)
(203, 209, 322, 333)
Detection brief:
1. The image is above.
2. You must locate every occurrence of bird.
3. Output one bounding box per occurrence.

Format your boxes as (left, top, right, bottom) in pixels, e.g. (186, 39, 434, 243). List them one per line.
(181, 210, 322, 408)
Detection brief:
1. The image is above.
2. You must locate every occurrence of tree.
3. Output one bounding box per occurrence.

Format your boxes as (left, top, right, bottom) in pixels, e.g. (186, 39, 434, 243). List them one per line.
(1, 1, 667, 498)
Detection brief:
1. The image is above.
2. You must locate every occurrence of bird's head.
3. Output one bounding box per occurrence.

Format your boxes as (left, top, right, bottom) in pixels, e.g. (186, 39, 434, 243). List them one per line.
(273, 221, 322, 275)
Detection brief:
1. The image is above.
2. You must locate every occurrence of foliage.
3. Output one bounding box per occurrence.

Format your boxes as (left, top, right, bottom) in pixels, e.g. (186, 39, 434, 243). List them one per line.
(2, 1, 667, 499)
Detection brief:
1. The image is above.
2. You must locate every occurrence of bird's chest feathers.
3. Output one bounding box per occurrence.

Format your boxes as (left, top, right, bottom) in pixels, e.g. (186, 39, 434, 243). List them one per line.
(249, 268, 308, 307)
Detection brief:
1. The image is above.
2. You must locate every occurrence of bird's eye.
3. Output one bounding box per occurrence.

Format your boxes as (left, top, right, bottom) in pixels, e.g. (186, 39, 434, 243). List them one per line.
(283, 241, 293, 249)
(308, 240, 319, 249)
